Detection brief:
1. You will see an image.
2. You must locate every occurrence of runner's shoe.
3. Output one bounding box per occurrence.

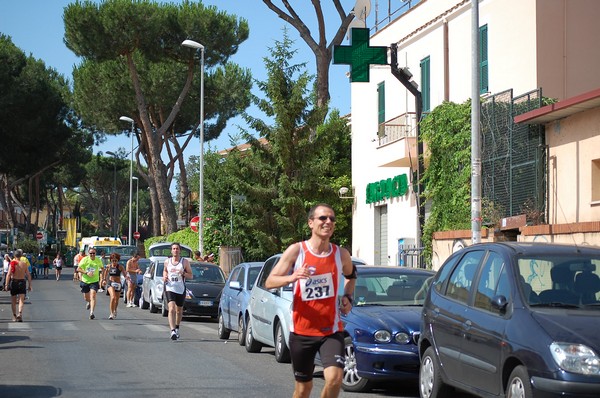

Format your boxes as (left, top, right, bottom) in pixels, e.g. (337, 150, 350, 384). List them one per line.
(170, 330, 178, 340)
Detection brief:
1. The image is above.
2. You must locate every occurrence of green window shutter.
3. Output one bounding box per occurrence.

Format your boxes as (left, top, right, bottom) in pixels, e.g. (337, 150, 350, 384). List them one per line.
(377, 82, 385, 136)
(420, 56, 431, 112)
(479, 24, 488, 94)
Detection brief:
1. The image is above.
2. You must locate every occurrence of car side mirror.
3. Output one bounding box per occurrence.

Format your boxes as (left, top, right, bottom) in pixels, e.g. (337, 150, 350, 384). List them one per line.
(491, 295, 509, 312)
(229, 281, 241, 290)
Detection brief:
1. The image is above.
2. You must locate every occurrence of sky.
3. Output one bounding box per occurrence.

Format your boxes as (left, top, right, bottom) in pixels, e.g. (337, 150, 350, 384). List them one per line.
(1, 0, 359, 158)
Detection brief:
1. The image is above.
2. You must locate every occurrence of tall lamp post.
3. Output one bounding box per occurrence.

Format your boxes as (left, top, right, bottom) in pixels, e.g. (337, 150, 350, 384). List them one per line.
(132, 176, 139, 245)
(182, 39, 205, 254)
(106, 151, 118, 238)
(120, 116, 135, 245)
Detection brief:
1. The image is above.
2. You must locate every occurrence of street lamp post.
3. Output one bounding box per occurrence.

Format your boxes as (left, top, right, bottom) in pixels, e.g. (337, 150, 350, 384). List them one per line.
(106, 151, 118, 238)
(132, 176, 139, 245)
(120, 116, 135, 245)
(182, 39, 205, 255)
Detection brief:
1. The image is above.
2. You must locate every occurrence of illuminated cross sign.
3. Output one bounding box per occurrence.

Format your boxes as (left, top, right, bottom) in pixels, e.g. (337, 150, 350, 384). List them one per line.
(333, 28, 388, 82)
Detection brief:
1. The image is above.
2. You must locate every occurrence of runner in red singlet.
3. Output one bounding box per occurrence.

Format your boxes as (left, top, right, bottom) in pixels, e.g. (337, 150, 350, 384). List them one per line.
(266, 203, 356, 398)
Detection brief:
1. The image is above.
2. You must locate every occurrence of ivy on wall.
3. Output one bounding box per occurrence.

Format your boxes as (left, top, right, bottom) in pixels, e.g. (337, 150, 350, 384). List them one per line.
(420, 100, 472, 265)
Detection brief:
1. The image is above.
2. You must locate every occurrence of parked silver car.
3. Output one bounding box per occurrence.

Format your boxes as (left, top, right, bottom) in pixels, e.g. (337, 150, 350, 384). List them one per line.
(245, 254, 367, 363)
(218, 261, 264, 345)
(141, 259, 164, 313)
(245, 254, 291, 362)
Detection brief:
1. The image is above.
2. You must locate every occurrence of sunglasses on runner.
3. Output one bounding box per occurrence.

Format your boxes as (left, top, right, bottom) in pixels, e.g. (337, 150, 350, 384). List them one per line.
(315, 215, 336, 222)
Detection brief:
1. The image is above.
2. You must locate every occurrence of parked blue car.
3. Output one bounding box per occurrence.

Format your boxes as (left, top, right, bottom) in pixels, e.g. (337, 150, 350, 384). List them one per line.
(419, 242, 600, 398)
(341, 265, 435, 392)
(218, 261, 264, 345)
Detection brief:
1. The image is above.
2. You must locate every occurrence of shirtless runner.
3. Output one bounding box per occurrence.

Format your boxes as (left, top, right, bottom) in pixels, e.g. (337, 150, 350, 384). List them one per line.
(5, 249, 33, 322)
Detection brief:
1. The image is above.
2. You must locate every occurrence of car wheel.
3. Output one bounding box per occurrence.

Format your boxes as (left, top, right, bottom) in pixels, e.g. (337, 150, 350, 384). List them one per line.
(161, 301, 168, 317)
(274, 321, 291, 363)
(218, 312, 231, 340)
(245, 316, 262, 353)
(141, 293, 149, 309)
(342, 337, 372, 392)
(237, 315, 245, 346)
(507, 366, 533, 398)
(420, 346, 450, 398)
(149, 293, 158, 313)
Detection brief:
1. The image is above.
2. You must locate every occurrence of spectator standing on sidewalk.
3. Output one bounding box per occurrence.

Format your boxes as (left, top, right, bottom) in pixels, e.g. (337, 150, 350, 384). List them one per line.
(42, 255, 50, 279)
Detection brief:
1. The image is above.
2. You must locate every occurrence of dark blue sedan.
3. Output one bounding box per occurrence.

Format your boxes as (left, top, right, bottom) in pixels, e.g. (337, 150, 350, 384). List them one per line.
(341, 265, 435, 392)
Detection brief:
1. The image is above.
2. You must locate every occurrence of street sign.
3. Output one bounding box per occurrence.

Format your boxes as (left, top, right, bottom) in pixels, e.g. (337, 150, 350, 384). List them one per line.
(190, 216, 200, 233)
(36, 232, 43, 240)
(133, 231, 141, 240)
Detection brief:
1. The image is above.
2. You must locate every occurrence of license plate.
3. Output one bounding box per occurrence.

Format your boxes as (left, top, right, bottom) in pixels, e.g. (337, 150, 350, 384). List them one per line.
(199, 300, 212, 306)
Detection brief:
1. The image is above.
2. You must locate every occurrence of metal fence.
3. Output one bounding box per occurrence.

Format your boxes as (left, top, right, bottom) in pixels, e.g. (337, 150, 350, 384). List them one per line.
(481, 89, 546, 224)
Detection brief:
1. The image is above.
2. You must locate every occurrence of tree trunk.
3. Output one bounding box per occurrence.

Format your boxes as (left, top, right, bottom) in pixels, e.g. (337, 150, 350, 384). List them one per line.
(126, 54, 178, 236)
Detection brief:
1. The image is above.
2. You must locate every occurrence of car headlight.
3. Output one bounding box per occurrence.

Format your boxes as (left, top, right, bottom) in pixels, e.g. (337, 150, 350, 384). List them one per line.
(374, 329, 392, 343)
(185, 289, 193, 299)
(156, 283, 164, 293)
(550, 342, 600, 375)
(395, 332, 411, 344)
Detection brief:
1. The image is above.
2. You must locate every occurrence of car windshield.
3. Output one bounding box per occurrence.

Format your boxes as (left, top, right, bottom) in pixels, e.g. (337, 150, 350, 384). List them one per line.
(518, 254, 600, 308)
(189, 264, 225, 283)
(113, 246, 138, 256)
(355, 272, 433, 306)
(93, 246, 119, 256)
(149, 244, 193, 259)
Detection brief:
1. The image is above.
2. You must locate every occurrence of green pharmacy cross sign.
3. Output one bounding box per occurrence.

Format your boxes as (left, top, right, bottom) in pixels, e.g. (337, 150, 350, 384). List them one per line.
(333, 28, 388, 82)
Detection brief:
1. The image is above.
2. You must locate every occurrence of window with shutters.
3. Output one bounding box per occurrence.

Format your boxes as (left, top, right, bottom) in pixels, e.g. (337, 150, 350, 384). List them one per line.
(479, 24, 488, 94)
(420, 56, 430, 112)
(377, 82, 385, 136)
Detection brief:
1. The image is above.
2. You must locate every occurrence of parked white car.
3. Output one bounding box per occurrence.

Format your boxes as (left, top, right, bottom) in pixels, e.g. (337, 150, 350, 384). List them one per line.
(245, 254, 367, 363)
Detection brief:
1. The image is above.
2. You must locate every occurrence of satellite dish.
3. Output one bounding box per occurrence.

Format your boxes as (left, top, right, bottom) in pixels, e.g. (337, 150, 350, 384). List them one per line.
(353, 0, 371, 21)
(346, 18, 366, 40)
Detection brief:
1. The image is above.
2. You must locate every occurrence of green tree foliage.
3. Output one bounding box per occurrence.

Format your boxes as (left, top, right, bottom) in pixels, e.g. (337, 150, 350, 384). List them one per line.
(64, 0, 252, 235)
(421, 100, 472, 263)
(0, 34, 93, 232)
(188, 32, 353, 261)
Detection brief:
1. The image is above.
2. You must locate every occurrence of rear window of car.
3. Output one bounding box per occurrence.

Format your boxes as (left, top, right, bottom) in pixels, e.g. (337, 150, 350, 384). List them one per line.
(191, 264, 225, 283)
(149, 245, 192, 258)
(517, 255, 600, 305)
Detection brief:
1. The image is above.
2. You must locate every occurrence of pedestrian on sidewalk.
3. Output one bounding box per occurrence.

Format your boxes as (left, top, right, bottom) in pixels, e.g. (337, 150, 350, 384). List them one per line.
(43, 255, 50, 279)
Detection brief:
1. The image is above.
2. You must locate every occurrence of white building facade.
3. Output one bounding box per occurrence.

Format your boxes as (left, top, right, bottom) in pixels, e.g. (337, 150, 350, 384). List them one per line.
(348, 0, 600, 266)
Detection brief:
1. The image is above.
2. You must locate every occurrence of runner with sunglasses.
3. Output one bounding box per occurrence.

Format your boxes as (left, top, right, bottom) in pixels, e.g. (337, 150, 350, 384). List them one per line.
(77, 249, 104, 319)
(265, 203, 356, 398)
